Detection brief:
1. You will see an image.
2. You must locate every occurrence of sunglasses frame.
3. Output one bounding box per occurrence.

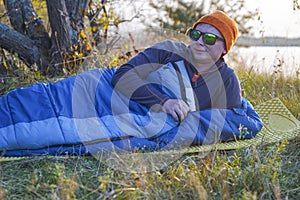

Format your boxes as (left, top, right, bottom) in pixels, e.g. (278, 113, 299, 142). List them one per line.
(189, 29, 224, 45)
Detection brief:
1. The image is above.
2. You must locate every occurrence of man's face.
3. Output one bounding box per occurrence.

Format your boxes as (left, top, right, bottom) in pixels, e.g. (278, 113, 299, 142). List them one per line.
(189, 23, 226, 66)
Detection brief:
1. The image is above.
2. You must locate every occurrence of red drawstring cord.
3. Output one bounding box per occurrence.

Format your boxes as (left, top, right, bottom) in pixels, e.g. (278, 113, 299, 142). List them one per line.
(191, 61, 224, 82)
(192, 74, 200, 82)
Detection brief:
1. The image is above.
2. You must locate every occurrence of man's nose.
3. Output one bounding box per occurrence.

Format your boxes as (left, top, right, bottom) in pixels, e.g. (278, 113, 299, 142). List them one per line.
(197, 35, 205, 45)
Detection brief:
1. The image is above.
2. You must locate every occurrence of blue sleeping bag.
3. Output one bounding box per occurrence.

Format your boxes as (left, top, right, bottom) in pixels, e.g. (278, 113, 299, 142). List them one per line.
(0, 67, 263, 156)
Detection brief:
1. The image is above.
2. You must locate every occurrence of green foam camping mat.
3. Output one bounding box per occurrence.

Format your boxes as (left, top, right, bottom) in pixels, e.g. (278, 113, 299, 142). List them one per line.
(182, 97, 300, 154)
(1, 98, 299, 162)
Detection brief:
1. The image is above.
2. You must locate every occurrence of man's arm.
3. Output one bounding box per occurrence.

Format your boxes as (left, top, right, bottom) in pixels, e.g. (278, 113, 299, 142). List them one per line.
(225, 72, 242, 108)
(111, 45, 172, 107)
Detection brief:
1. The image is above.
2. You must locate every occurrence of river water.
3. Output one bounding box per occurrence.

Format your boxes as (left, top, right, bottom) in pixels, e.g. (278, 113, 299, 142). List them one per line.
(227, 46, 300, 78)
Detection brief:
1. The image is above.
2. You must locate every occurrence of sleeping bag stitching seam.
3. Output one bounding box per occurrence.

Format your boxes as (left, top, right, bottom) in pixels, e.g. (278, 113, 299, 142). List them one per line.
(44, 83, 67, 144)
(6, 94, 21, 148)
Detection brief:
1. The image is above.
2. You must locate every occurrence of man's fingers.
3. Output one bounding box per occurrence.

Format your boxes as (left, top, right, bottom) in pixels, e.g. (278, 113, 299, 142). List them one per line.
(169, 110, 179, 121)
(175, 111, 182, 124)
(181, 104, 190, 117)
(178, 102, 190, 119)
(163, 99, 190, 121)
(174, 108, 187, 123)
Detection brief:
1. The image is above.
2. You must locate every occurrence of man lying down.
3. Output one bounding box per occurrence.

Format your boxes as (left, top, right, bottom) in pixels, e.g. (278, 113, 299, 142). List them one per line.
(0, 11, 263, 156)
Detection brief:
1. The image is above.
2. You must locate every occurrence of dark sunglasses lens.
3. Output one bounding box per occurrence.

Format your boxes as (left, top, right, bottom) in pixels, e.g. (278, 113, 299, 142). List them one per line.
(190, 30, 201, 41)
(203, 33, 217, 45)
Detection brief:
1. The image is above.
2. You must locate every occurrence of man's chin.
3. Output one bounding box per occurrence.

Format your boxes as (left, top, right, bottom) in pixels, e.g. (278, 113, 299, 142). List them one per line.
(191, 56, 213, 66)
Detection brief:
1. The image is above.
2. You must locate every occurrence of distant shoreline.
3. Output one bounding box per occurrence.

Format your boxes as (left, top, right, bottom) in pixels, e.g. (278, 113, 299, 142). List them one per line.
(236, 36, 300, 47)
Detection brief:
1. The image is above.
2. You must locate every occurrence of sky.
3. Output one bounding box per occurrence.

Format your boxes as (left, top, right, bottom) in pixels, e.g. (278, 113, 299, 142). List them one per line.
(116, 0, 300, 38)
(247, 0, 300, 38)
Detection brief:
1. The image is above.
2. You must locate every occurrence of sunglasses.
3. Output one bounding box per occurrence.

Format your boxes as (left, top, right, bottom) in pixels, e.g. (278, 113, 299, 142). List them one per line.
(189, 29, 224, 45)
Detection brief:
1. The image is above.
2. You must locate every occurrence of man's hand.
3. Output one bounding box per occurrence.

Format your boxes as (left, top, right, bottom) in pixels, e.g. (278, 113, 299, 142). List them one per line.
(162, 99, 190, 122)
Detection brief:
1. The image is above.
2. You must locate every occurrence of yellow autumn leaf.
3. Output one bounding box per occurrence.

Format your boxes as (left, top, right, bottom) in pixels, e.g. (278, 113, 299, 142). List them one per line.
(99, 17, 105, 24)
(103, 23, 108, 30)
(78, 52, 84, 58)
(92, 26, 98, 32)
(85, 44, 91, 51)
(114, 17, 120, 26)
(79, 30, 87, 39)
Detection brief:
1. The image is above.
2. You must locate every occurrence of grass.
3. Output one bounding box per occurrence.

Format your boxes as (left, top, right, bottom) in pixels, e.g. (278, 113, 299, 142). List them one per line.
(0, 138, 299, 199)
(0, 49, 299, 199)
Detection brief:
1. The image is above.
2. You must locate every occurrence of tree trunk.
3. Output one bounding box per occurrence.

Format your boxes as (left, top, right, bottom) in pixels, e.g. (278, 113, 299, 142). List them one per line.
(46, 0, 89, 73)
(0, 0, 133, 75)
(2, 0, 89, 74)
(46, 0, 72, 66)
(0, 23, 49, 72)
(66, 0, 89, 23)
(4, 0, 51, 56)
(65, 0, 89, 46)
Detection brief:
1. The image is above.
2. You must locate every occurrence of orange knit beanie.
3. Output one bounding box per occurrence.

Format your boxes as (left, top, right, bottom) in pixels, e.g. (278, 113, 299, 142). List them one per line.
(192, 10, 238, 54)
